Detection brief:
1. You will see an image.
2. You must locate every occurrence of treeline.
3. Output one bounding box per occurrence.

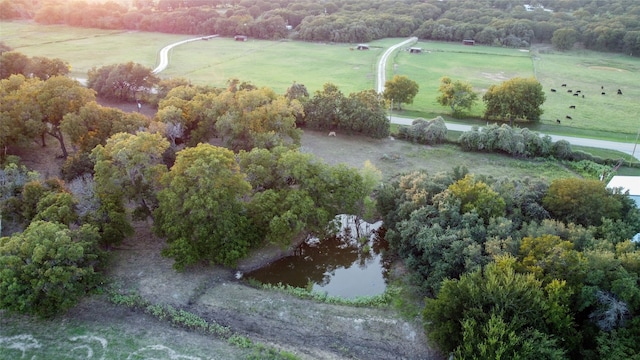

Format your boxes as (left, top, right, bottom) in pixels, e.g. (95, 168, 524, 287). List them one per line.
(377, 168, 640, 358)
(2, 0, 640, 54)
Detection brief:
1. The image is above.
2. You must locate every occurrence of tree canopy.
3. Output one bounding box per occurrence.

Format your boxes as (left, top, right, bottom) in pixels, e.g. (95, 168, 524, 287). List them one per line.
(436, 76, 478, 116)
(483, 77, 545, 124)
(383, 75, 419, 110)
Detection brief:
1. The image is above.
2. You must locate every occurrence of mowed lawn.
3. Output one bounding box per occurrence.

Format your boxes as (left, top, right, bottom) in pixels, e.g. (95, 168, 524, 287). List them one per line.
(2, 21, 640, 136)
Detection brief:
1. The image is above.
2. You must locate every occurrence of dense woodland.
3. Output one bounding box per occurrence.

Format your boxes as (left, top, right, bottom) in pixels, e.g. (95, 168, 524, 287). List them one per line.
(2, 0, 640, 55)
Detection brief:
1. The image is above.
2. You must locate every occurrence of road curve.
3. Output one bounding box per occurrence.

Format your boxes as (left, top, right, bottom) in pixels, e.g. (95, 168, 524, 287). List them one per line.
(376, 37, 417, 93)
(153, 35, 218, 74)
(390, 116, 640, 161)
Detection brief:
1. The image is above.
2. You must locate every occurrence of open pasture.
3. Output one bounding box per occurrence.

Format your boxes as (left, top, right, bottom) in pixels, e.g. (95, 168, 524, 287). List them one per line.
(2, 21, 639, 136)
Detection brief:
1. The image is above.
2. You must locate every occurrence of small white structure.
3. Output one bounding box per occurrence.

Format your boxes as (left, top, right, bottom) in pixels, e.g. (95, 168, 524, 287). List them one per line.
(607, 175, 640, 242)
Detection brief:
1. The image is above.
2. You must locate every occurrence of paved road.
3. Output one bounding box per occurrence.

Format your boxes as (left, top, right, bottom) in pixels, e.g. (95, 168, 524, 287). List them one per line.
(153, 35, 218, 74)
(376, 37, 417, 93)
(390, 116, 640, 160)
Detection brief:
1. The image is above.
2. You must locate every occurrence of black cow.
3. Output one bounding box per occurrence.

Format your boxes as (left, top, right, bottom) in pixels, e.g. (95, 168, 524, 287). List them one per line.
(602, 92, 606, 95)
(569, 105, 576, 109)
(556, 119, 561, 124)
(566, 115, 573, 120)
(573, 93, 579, 96)
(618, 89, 623, 95)
(561, 84, 567, 87)
(551, 88, 557, 92)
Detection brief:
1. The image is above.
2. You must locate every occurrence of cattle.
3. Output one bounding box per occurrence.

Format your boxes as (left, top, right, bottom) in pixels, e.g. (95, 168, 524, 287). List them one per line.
(573, 93, 579, 96)
(567, 89, 573, 93)
(582, 95, 585, 98)
(576, 90, 581, 93)
(328, 131, 337, 137)
(601, 85, 604, 89)
(551, 88, 557, 92)
(561, 84, 567, 87)
(556, 119, 561, 124)
(602, 92, 606, 95)
(569, 105, 576, 109)
(566, 115, 573, 120)
(618, 89, 623, 95)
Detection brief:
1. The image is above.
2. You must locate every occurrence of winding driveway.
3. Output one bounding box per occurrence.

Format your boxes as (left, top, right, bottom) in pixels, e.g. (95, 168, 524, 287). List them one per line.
(376, 37, 417, 93)
(152, 35, 217, 74)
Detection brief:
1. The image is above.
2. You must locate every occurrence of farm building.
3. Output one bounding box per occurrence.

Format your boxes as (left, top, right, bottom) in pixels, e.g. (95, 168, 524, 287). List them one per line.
(234, 35, 248, 41)
(462, 39, 475, 45)
(356, 44, 369, 50)
(409, 47, 423, 54)
(607, 175, 640, 242)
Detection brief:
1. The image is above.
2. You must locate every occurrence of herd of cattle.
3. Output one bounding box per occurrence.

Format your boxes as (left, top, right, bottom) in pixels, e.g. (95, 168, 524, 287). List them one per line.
(550, 84, 623, 124)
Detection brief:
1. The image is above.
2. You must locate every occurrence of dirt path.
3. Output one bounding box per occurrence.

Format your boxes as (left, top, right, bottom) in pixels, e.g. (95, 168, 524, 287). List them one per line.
(107, 222, 443, 360)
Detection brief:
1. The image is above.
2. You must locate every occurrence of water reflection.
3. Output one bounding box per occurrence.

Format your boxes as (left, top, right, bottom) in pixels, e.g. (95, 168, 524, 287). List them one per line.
(247, 215, 390, 299)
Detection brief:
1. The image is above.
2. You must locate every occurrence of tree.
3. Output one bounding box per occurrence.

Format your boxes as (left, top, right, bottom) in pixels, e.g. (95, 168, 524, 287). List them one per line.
(87, 62, 158, 102)
(436, 76, 478, 116)
(0, 221, 103, 318)
(483, 77, 545, 124)
(61, 101, 150, 153)
(448, 174, 506, 223)
(24, 56, 69, 80)
(383, 75, 419, 110)
(542, 178, 624, 227)
(37, 76, 96, 157)
(92, 132, 169, 220)
(423, 257, 573, 357)
(552, 28, 579, 51)
(154, 144, 258, 270)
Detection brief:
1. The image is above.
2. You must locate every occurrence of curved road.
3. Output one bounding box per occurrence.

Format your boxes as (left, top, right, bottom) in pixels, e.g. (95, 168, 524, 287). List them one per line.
(376, 37, 417, 93)
(153, 35, 217, 74)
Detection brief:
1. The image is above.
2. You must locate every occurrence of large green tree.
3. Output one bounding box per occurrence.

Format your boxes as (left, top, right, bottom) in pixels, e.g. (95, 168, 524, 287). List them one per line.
(383, 75, 419, 110)
(154, 144, 258, 270)
(483, 77, 545, 124)
(87, 62, 158, 102)
(436, 76, 478, 116)
(0, 221, 103, 317)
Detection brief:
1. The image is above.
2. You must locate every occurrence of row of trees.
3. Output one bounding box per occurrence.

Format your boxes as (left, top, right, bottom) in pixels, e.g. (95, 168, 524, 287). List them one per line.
(437, 76, 546, 123)
(3, 0, 640, 54)
(377, 168, 640, 358)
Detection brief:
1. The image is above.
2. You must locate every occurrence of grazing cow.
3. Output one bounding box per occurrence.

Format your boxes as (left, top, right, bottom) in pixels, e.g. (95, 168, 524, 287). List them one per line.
(569, 105, 576, 109)
(602, 92, 606, 95)
(566, 115, 572, 120)
(556, 119, 561, 124)
(561, 84, 567, 87)
(567, 89, 573, 93)
(551, 88, 557, 92)
(576, 90, 581, 93)
(617, 89, 623, 95)
(582, 94, 585, 98)
(328, 131, 337, 137)
(601, 85, 604, 89)
(573, 93, 579, 96)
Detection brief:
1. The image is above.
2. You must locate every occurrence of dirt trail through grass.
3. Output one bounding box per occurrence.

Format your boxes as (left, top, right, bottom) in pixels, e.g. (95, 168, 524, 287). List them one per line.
(107, 222, 442, 360)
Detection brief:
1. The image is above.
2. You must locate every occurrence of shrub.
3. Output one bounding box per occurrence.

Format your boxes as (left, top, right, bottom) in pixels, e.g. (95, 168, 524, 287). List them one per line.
(0, 221, 103, 317)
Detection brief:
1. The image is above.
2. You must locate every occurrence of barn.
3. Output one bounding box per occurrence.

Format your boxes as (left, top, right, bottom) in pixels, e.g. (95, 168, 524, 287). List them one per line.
(356, 44, 370, 50)
(607, 175, 640, 241)
(409, 47, 423, 54)
(234, 35, 248, 41)
(462, 39, 475, 46)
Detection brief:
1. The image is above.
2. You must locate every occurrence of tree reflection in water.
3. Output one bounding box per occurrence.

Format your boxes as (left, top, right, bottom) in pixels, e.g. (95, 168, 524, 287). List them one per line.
(247, 215, 390, 298)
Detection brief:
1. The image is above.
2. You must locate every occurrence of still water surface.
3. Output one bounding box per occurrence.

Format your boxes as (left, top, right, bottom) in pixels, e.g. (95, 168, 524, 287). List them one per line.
(247, 215, 390, 299)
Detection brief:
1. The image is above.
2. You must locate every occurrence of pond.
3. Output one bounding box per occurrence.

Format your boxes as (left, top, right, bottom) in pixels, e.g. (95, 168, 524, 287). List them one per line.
(246, 215, 390, 299)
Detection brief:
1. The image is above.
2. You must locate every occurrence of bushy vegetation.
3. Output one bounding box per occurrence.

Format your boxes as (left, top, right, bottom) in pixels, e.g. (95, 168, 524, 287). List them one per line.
(376, 168, 640, 358)
(397, 117, 448, 145)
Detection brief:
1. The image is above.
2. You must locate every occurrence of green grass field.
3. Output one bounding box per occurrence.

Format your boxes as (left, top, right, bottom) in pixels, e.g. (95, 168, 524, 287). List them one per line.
(2, 21, 640, 140)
